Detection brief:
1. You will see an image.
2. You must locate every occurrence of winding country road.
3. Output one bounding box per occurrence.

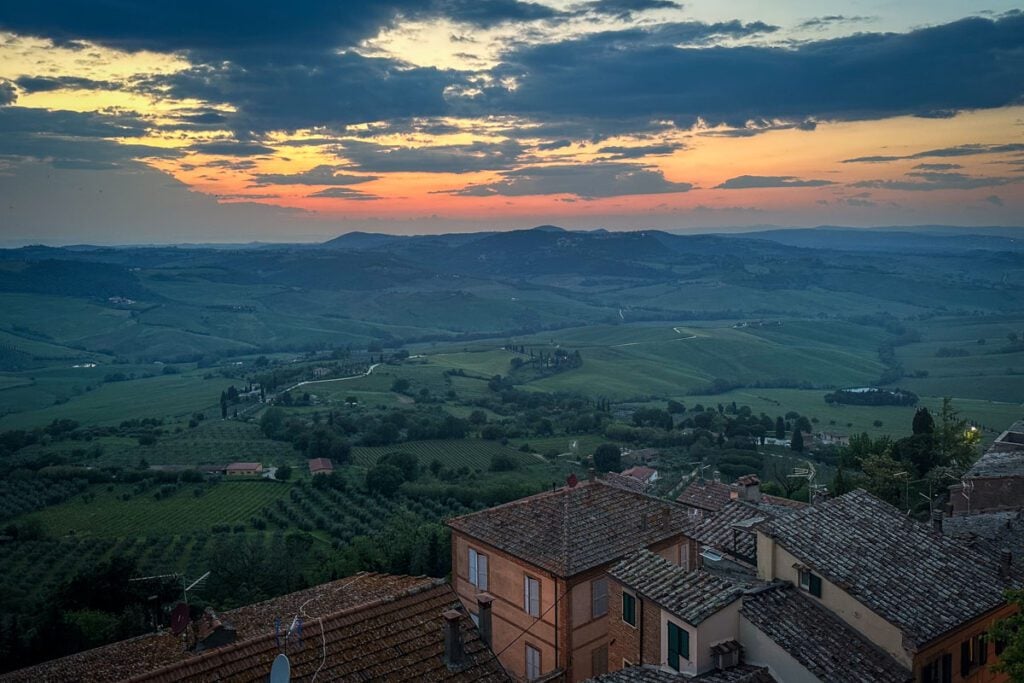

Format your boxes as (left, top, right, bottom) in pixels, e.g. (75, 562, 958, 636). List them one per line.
(611, 327, 699, 348)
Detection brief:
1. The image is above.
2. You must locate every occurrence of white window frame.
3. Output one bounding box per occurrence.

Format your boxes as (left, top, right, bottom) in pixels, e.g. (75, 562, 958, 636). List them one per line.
(524, 575, 540, 617)
(468, 547, 488, 590)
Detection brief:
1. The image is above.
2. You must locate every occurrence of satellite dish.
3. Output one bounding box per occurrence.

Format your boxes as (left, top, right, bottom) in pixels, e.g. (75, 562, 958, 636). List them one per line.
(170, 603, 191, 635)
(270, 654, 291, 683)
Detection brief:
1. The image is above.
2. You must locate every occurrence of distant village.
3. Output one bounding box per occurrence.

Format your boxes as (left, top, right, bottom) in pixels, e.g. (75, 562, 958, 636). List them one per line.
(6, 422, 1023, 682)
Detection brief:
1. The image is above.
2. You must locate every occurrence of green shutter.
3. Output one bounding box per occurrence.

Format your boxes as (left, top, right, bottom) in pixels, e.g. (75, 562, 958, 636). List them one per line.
(809, 573, 822, 597)
(667, 622, 689, 670)
(668, 623, 680, 671)
(622, 593, 636, 626)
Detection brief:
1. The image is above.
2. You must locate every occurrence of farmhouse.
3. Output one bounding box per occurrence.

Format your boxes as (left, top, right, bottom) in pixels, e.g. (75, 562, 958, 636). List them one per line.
(225, 462, 263, 477)
(447, 477, 698, 681)
(308, 457, 334, 475)
(3, 573, 509, 682)
(621, 466, 659, 488)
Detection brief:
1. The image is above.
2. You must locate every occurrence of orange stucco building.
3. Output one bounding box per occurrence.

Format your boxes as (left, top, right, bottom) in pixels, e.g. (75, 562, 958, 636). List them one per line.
(448, 478, 697, 681)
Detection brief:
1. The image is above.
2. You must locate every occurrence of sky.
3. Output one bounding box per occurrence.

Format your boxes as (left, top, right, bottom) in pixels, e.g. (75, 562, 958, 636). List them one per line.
(0, 1, 1022, 244)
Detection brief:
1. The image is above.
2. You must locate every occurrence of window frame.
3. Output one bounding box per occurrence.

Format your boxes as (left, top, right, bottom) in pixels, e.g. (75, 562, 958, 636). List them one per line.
(468, 547, 488, 591)
(622, 591, 637, 627)
(591, 576, 609, 619)
(524, 574, 541, 617)
(798, 568, 822, 598)
(525, 643, 542, 680)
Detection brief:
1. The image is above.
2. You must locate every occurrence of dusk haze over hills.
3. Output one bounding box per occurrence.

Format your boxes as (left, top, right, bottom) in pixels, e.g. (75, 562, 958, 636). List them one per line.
(1, 3, 1024, 683)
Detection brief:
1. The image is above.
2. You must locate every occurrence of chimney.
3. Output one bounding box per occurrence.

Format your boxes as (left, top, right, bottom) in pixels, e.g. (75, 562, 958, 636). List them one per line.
(713, 470, 721, 483)
(931, 509, 943, 534)
(738, 475, 761, 503)
(442, 609, 464, 668)
(587, 467, 596, 482)
(999, 549, 1012, 580)
(476, 594, 493, 648)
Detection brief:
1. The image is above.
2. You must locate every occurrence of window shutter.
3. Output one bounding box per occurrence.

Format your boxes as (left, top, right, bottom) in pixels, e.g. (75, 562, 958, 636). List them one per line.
(478, 553, 488, 591)
(941, 653, 952, 683)
(809, 574, 822, 598)
(961, 641, 971, 677)
(531, 580, 540, 616)
(469, 549, 478, 587)
(622, 593, 636, 626)
(524, 576, 530, 612)
(667, 623, 680, 671)
(979, 634, 988, 664)
(680, 626, 690, 659)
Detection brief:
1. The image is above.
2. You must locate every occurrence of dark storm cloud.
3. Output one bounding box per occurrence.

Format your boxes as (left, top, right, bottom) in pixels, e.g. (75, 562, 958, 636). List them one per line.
(0, 80, 16, 105)
(188, 141, 276, 156)
(573, 0, 683, 21)
(537, 139, 573, 151)
(445, 162, 692, 198)
(597, 142, 683, 159)
(252, 165, 379, 186)
(797, 15, 873, 30)
(843, 142, 1024, 163)
(307, 187, 380, 200)
(715, 175, 835, 189)
(0, 106, 148, 138)
(853, 171, 1018, 191)
(144, 54, 457, 134)
(337, 139, 524, 174)
(0, 1, 560, 55)
(480, 14, 1024, 128)
(14, 75, 115, 93)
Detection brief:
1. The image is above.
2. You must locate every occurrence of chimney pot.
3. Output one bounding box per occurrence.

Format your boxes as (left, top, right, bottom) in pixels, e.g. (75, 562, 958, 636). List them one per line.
(713, 470, 721, 483)
(476, 594, 494, 648)
(587, 467, 596, 482)
(442, 609, 464, 668)
(999, 549, 1012, 580)
(931, 509, 943, 534)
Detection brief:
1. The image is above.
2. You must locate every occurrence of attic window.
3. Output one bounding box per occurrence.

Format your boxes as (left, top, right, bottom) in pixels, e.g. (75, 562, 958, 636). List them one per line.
(798, 569, 822, 598)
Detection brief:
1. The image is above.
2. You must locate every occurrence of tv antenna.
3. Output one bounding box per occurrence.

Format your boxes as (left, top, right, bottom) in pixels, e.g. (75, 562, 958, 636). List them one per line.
(788, 461, 825, 496)
(183, 571, 210, 604)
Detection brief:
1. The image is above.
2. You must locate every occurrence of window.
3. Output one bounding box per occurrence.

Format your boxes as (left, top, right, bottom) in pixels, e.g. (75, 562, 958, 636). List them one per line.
(921, 654, 952, 683)
(524, 575, 540, 617)
(667, 622, 689, 671)
(799, 568, 822, 598)
(591, 645, 609, 676)
(468, 548, 488, 590)
(622, 592, 637, 627)
(525, 644, 541, 680)
(961, 633, 989, 676)
(592, 577, 609, 618)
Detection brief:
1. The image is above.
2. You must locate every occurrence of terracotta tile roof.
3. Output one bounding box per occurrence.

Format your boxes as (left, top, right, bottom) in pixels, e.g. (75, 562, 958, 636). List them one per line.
(307, 457, 333, 473)
(622, 466, 657, 481)
(740, 584, 910, 683)
(599, 471, 649, 494)
(447, 480, 695, 578)
(587, 664, 775, 682)
(676, 480, 805, 514)
(2, 573, 507, 683)
(759, 489, 1021, 647)
(691, 500, 774, 566)
(965, 447, 1024, 478)
(609, 550, 747, 625)
(676, 480, 733, 511)
(225, 462, 262, 473)
(944, 511, 1024, 568)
